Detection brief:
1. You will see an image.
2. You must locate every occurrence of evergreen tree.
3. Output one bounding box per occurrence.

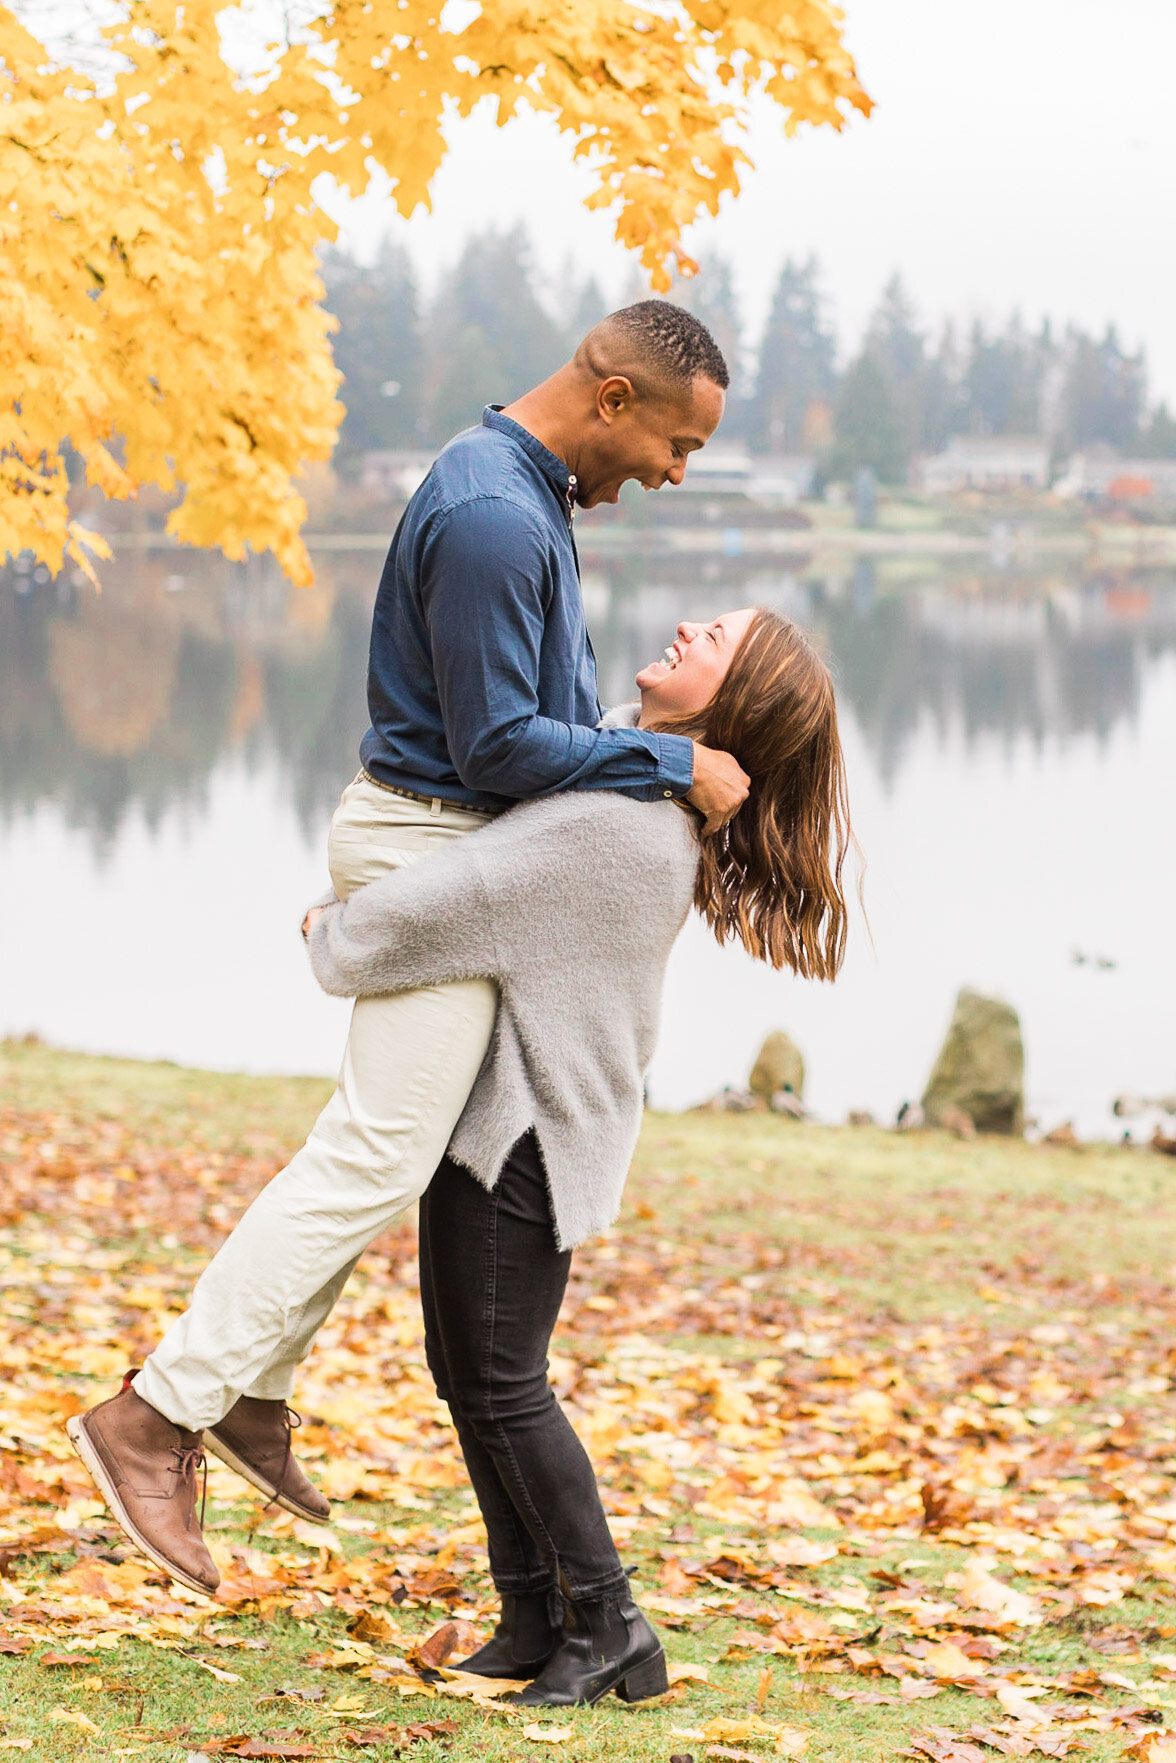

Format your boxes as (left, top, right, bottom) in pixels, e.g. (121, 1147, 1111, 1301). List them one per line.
(1137, 401, 1176, 458)
(748, 257, 836, 453)
(866, 274, 925, 457)
(1003, 316, 1046, 434)
(321, 239, 424, 456)
(570, 273, 610, 341)
(962, 315, 1042, 436)
(675, 259, 743, 396)
(426, 225, 567, 443)
(827, 351, 907, 484)
(1061, 325, 1146, 449)
(868, 274, 924, 384)
(919, 322, 964, 453)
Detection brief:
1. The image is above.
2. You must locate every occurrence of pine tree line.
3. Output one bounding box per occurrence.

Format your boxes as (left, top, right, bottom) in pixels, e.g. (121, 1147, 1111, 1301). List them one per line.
(323, 230, 1176, 482)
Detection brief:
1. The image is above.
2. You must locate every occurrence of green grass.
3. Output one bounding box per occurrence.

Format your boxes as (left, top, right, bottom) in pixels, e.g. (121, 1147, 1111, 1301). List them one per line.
(2, 1041, 1175, 1762)
(0, 1034, 334, 1155)
(629, 1111, 1166, 1319)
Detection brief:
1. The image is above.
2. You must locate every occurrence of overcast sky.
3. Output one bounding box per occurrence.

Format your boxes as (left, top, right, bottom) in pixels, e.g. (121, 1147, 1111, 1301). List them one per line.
(328, 0, 1176, 404)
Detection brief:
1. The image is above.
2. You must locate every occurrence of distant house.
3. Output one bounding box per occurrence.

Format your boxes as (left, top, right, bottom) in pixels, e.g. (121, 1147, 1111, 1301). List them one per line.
(674, 448, 816, 506)
(1053, 446, 1176, 501)
(748, 454, 817, 506)
(674, 447, 753, 496)
(359, 450, 435, 499)
(916, 436, 1051, 493)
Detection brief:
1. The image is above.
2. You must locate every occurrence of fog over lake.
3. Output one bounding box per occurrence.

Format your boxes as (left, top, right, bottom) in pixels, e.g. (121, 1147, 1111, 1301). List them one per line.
(3, 536, 1174, 1139)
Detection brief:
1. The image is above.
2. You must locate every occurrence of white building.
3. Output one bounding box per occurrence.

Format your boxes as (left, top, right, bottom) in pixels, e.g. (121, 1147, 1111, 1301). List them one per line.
(674, 447, 753, 496)
(359, 450, 435, 499)
(748, 454, 817, 506)
(673, 448, 816, 506)
(916, 436, 1051, 493)
(1053, 446, 1176, 501)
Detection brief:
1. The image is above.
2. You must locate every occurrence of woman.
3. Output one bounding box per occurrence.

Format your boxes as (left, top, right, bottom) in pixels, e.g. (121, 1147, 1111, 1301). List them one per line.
(304, 607, 852, 1706)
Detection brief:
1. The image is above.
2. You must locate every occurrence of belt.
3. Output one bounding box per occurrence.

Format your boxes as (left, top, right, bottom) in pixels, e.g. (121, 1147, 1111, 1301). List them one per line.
(359, 769, 503, 818)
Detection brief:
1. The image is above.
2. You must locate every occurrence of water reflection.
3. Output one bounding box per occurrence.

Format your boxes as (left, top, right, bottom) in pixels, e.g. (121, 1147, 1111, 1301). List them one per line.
(4, 539, 1175, 1133)
(1, 555, 369, 851)
(3, 546, 1174, 854)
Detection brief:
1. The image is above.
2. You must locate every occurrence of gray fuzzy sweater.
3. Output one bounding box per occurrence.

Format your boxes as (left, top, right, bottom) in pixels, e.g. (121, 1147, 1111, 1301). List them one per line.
(306, 789, 700, 1248)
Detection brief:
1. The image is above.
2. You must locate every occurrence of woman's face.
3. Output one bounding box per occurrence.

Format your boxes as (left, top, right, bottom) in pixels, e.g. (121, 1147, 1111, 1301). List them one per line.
(636, 608, 756, 720)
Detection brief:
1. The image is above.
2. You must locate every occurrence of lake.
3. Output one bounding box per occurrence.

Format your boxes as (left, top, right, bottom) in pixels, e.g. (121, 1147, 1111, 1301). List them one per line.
(2, 532, 1174, 1139)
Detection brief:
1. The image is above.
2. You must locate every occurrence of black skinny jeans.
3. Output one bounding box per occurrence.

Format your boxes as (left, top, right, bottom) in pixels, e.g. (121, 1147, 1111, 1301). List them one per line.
(418, 1133, 629, 1606)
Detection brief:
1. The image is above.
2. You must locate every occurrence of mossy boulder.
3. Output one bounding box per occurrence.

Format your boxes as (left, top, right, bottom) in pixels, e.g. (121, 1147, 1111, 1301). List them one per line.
(922, 988, 1024, 1135)
(749, 1030, 805, 1102)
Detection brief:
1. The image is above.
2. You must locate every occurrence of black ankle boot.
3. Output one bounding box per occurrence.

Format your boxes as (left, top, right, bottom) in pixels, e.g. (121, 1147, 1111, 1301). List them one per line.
(505, 1593, 668, 1707)
(460, 1590, 560, 1679)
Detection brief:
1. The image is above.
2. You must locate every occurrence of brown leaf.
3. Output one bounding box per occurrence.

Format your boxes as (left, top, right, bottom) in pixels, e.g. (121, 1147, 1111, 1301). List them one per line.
(231, 1742, 320, 1760)
(338, 1722, 458, 1750)
(921, 1482, 974, 1534)
(906, 1727, 989, 1763)
(406, 1568, 463, 1603)
(38, 1651, 101, 1668)
(346, 1610, 401, 1646)
(194, 1743, 268, 1758)
(960, 1730, 1037, 1758)
(408, 1622, 461, 1670)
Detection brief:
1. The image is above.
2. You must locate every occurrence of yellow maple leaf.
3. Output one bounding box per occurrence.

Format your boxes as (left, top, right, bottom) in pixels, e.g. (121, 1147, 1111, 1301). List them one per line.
(922, 1641, 986, 1680)
(48, 1708, 100, 1733)
(1, 0, 869, 584)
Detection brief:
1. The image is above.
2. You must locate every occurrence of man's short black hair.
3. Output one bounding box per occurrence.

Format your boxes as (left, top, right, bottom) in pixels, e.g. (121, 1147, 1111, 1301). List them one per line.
(603, 299, 730, 392)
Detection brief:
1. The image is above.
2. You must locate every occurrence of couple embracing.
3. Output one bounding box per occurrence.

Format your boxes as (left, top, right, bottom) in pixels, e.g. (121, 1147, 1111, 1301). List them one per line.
(68, 301, 853, 1708)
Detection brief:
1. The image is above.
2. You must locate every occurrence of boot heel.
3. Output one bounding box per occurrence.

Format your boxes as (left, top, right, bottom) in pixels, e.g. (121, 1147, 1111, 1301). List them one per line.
(616, 1649, 668, 1702)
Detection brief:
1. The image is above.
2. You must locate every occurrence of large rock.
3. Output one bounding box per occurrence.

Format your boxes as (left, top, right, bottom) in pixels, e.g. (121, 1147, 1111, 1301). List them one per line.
(922, 988, 1024, 1135)
(749, 1030, 805, 1102)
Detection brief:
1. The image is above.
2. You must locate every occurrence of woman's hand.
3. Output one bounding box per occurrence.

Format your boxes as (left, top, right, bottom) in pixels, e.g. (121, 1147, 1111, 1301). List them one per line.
(301, 904, 328, 940)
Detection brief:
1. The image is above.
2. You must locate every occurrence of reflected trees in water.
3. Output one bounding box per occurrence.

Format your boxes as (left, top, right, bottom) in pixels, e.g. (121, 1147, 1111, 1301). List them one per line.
(2, 550, 1174, 856)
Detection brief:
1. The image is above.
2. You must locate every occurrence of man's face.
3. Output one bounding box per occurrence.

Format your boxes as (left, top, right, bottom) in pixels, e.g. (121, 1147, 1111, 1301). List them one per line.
(575, 375, 725, 509)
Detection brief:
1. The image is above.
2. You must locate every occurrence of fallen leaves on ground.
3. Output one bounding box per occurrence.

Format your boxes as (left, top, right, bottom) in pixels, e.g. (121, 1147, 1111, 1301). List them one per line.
(7, 1074, 1176, 1755)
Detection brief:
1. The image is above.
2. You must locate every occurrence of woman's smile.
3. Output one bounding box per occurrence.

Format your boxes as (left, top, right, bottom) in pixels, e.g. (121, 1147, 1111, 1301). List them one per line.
(636, 610, 756, 718)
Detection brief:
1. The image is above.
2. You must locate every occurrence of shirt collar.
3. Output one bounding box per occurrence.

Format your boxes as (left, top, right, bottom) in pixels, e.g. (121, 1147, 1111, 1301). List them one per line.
(483, 406, 574, 499)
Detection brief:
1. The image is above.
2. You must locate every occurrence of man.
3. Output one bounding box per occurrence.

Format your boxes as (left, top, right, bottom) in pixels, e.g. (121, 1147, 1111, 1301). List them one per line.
(67, 301, 749, 1595)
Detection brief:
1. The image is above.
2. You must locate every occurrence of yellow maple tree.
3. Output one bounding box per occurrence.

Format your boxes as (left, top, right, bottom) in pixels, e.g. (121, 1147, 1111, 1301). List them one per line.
(1, 0, 870, 585)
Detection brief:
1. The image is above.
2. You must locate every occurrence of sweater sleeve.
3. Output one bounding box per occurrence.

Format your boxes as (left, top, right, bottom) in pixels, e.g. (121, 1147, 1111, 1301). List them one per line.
(305, 840, 497, 999)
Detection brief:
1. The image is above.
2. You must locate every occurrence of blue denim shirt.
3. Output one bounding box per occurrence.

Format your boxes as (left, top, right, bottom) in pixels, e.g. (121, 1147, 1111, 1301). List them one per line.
(359, 408, 695, 811)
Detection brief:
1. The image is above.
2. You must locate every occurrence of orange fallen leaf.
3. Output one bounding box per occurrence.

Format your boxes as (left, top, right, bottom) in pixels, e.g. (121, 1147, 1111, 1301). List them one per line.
(923, 1643, 986, 1681)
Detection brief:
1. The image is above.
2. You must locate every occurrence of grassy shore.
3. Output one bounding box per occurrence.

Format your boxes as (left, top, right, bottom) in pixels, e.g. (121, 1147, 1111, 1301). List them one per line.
(2, 1040, 1175, 1763)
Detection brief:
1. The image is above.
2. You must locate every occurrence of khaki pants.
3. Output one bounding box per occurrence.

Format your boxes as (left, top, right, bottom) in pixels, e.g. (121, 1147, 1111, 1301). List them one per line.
(136, 775, 498, 1432)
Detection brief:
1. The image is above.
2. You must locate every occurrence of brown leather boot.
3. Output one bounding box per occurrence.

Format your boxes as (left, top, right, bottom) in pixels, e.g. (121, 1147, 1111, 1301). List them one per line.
(204, 1396, 330, 1522)
(66, 1379, 219, 1596)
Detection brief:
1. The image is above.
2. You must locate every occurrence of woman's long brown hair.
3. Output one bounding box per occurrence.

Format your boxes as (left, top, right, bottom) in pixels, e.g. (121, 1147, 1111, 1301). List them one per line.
(650, 610, 853, 980)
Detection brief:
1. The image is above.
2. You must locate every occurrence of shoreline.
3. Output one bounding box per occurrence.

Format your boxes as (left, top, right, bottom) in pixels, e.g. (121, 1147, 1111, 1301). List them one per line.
(0, 1037, 1158, 1155)
(91, 522, 1176, 564)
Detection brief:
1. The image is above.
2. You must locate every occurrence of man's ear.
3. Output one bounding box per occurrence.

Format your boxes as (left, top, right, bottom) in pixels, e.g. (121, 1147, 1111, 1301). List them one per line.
(597, 375, 635, 424)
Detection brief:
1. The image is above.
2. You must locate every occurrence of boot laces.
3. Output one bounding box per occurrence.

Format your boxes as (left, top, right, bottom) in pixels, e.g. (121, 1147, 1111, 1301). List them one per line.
(262, 1404, 301, 1513)
(169, 1442, 208, 1527)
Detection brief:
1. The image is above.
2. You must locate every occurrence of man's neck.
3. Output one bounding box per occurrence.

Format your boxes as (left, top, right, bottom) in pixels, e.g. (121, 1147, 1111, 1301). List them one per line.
(501, 368, 589, 477)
